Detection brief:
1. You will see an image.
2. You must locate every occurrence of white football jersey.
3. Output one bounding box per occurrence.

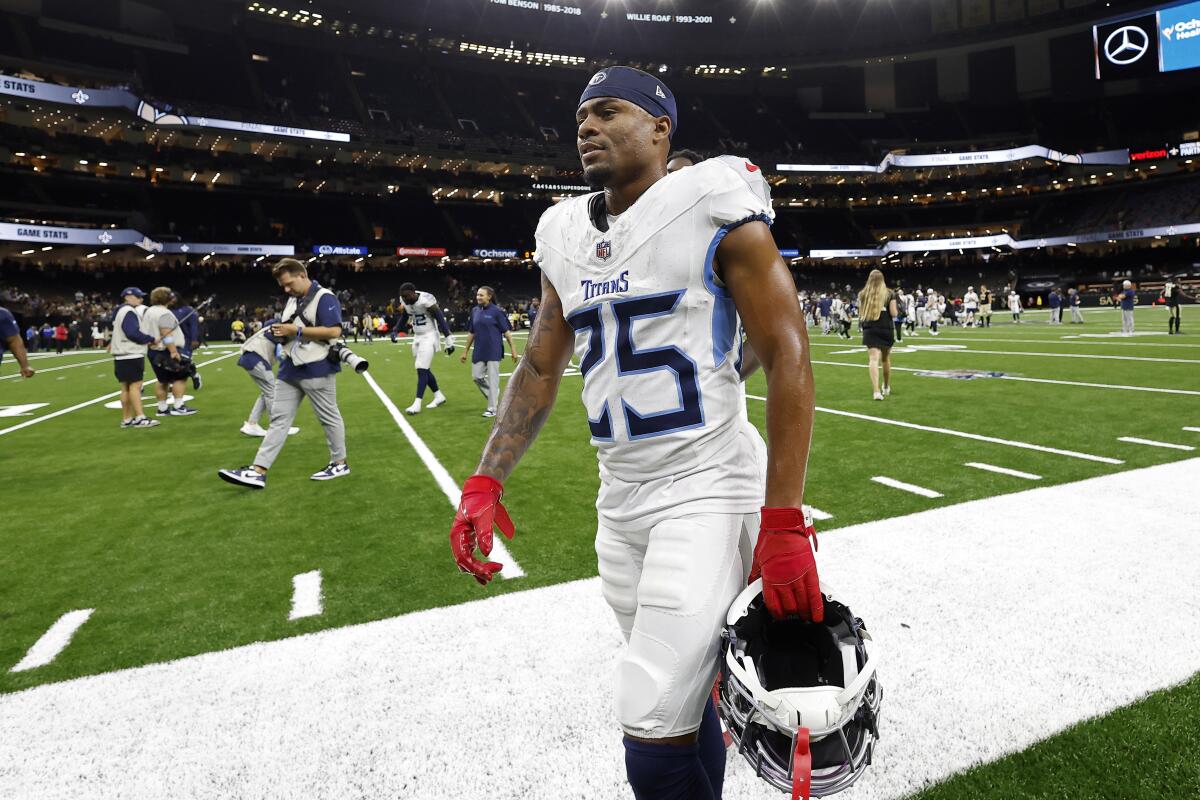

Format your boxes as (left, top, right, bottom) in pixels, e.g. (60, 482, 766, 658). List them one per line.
(403, 291, 439, 335)
(535, 155, 773, 529)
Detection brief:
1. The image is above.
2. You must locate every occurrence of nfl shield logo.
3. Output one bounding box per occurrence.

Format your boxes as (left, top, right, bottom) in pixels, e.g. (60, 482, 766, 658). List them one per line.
(595, 240, 612, 261)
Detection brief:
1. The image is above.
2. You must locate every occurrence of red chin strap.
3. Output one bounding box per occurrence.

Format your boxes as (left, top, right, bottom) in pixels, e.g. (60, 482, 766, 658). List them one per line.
(791, 728, 812, 800)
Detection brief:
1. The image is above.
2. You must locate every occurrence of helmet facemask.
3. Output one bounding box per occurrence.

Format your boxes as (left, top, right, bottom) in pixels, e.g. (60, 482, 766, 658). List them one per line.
(719, 586, 882, 798)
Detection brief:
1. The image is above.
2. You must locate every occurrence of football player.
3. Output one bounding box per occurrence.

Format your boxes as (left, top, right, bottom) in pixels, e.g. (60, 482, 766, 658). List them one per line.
(449, 66, 820, 800)
(395, 282, 455, 415)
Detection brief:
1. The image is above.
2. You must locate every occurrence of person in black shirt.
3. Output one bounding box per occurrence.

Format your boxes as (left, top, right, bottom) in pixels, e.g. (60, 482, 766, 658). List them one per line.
(1162, 278, 1194, 335)
(857, 269, 898, 400)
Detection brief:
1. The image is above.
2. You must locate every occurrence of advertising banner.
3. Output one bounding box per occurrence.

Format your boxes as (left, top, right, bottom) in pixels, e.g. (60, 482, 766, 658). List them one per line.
(809, 222, 1200, 258)
(161, 243, 295, 256)
(776, 144, 1128, 174)
(396, 247, 448, 257)
(1094, 14, 1162, 78)
(1158, 0, 1200, 72)
(0, 73, 350, 142)
(0, 223, 158, 249)
(312, 244, 369, 256)
(471, 248, 520, 258)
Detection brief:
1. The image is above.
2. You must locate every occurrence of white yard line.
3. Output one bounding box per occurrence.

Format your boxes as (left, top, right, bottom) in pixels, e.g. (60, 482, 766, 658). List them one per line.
(808, 341, 1200, 364)
(0, 352, 238, 438)
(806, 505, 833, 521)
(964, 462, 1042, 480)
(893, 335, 1200, 349)
(0, 357, 111, 381)
(288, 571, 323, 621)
(362, 371, 524, 579)
(871, 475, 943, 498)
(5, 460, 1195, 799)
(745, 395, 1124, 465)
(1116, 436, 1196, 452)
(1183, 427, 1200, 433)
(9, 609, 94, 673)
(808, 359, 1200, 397)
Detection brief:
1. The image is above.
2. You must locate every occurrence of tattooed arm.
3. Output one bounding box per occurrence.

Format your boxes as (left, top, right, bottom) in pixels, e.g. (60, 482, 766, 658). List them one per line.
(474, 273, 575, 481)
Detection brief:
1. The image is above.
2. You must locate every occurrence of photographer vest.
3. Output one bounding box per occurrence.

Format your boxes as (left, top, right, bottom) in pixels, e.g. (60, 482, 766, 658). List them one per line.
(282, 286, 335, 365)
(110, 304, 148, 359)
(241, 327, 278, 366)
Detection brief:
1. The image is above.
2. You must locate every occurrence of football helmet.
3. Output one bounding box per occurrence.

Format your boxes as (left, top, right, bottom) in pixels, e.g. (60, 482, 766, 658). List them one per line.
(718, 579, 881, 799)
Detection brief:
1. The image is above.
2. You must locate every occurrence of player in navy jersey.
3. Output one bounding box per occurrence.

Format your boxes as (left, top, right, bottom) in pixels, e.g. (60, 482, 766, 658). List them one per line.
(448, 67, 820, 800)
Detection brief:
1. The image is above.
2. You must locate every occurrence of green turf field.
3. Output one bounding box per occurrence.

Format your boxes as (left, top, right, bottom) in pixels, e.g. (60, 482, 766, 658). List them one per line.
(2, 304, 1198, 798)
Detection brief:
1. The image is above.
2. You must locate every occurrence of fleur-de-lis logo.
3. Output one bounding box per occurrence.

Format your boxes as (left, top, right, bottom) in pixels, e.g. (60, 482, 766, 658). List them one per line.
(72, 89, 90, 104)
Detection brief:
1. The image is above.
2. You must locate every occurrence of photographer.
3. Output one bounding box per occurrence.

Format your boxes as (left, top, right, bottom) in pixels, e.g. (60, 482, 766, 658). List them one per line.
(218, 258, 349, 489)
(146, 287, 198, 417)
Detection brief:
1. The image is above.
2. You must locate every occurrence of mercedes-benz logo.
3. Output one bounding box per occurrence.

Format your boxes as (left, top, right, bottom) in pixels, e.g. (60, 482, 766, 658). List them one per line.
(1104, 25, 1149, 65)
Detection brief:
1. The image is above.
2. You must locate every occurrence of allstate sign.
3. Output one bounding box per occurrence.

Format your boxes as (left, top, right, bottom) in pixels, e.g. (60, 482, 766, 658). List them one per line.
(312, 244, 368, 256)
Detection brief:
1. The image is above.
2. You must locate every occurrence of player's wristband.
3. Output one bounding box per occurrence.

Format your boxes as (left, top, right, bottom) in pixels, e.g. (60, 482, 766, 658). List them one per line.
(295, 321, 305, 338)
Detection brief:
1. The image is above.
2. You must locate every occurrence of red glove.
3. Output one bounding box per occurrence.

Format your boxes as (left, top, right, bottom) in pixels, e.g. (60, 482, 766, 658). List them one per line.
(749, 507, 823, 622)
(450, 474, 515, 586)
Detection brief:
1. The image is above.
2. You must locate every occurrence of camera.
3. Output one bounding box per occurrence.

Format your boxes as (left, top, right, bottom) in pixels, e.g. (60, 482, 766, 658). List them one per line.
(328, 342, 369, 373)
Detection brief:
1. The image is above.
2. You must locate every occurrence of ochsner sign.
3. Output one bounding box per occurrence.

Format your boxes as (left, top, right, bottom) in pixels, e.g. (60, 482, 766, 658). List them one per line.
(472, 248, 519, 258)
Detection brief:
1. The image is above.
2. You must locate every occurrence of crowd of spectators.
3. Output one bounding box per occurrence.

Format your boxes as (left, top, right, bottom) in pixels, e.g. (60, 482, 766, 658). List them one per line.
(4, 244, 1195, 344)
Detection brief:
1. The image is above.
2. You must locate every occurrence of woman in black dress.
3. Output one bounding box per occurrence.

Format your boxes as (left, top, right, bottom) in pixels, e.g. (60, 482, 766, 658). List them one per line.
(857, 269, 898, 400)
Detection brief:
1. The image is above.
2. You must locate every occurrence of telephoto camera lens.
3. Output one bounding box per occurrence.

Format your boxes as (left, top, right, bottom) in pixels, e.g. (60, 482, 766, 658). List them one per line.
(328, 343, 369, 373)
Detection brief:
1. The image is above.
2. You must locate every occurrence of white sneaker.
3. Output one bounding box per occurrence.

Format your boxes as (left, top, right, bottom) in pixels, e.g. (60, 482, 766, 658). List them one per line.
(218, 466, 266, 489)
(873, 391, 884, 401)
(405, 399, 422, 415)
(427, 390, 447, 409)
(882, 385, 891, 397)
(482, 410, 496, 418)
(310, 462, 351, 481)
(240, 422, 268, 437)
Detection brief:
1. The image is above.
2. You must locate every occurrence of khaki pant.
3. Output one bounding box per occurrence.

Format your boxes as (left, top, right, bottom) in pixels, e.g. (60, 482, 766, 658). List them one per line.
(471, 360, 501, 413)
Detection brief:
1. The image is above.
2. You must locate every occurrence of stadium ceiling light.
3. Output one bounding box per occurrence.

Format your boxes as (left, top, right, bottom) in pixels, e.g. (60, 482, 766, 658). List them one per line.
(99, 161, 108, 167)
(20, 249, 35, 255)
(40, 246, 52, 251)
(86, 252, 97, 258)
(146, 253, 155, 260)
(102, 248, 110, 253)
(14, 151, 25, 156)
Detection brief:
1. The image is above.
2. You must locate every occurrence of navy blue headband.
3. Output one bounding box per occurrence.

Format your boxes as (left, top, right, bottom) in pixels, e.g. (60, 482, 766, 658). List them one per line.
(578, 66, 677, 139)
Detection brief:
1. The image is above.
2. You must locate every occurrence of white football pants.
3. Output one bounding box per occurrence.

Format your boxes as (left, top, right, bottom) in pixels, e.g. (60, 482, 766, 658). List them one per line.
(596, 511, 758, 739)
(411, 332, 439, 369)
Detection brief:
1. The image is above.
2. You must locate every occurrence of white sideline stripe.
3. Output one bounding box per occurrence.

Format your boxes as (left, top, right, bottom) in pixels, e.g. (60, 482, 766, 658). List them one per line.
(809, 359, 1200, 397)
(0, 352, 239, 437)
(871, 475, 943, 498)
(901, 335, 1200, 350)
(9, 609, 94, 673)
(809, 340, 1200, 364)
(1183, 427, 1200, 433)
(362, 371, 524, 579)
(745, 395, 1125, 465)
(0, 357, 110, 381)
(288, 571, 323, 621)
(6, 461, 1196, 799)
(964, 462, 1042, 480)
(1117, 436, 1196, 451)
(806, 505, 833, 521)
